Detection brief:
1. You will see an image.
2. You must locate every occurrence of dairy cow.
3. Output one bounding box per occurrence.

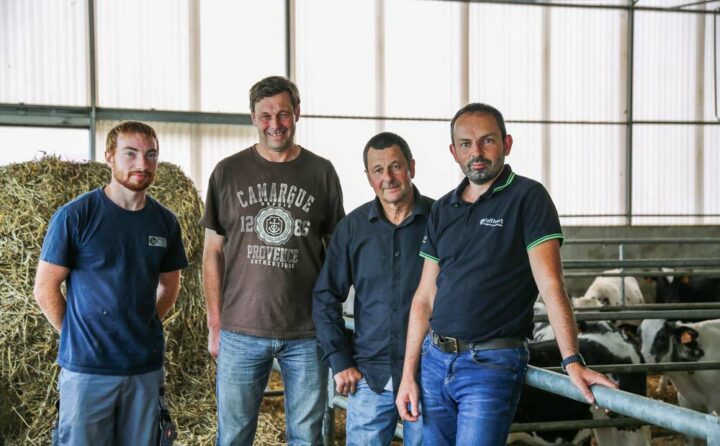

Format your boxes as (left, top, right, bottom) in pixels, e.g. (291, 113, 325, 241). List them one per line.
(645, 274, 720, 305)
(639, 319, 720, 415)
(572, 271, 645, 308)
(510, 321, 650, 446)
(532, 300, 555, 342)
(570, 272, 645, 337)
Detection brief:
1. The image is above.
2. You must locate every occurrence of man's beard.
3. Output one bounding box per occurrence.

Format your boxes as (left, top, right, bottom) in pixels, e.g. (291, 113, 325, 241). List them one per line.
(115, 170, 154, 191)
(464, 156, 504, 185)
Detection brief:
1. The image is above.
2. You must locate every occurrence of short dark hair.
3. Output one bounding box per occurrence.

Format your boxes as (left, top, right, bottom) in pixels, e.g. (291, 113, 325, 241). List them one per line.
(105, 121, 158, 155)
(249, 76, 301, 112)
(363, 132, 413, 170)
(450, 103, 507, 142)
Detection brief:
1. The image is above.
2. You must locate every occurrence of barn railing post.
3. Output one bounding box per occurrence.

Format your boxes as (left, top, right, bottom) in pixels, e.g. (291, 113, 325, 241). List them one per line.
(618, 243, 626, 305)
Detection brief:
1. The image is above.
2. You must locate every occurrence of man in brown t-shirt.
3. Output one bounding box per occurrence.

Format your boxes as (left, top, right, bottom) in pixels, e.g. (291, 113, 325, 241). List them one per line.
(201, 76, 344, 446)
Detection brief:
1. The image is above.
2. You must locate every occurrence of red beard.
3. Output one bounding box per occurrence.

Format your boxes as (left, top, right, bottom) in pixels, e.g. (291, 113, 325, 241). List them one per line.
(114, 170, 154, 191)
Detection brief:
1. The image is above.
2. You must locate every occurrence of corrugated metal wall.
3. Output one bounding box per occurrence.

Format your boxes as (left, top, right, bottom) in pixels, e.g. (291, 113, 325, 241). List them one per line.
(0, 0, 88, 105)
(1, 0, 717, 224)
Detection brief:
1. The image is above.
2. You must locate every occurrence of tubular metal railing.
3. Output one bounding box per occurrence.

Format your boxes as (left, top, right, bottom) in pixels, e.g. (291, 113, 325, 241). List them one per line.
(526, 367, 720, 445)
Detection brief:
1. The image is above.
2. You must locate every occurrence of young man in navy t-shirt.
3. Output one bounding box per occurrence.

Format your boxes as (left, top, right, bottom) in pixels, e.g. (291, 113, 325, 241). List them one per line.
(34, 121, 188, 445)
(395, 103, 616, 445)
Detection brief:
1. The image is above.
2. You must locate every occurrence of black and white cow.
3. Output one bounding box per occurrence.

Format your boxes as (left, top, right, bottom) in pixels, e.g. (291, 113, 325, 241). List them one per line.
(510, 321, 650, 446)
(639, 319, 720, 417)
(532, 300, 555, 342)
(571, 272, 646, 336)
(645, 274, 720, 304)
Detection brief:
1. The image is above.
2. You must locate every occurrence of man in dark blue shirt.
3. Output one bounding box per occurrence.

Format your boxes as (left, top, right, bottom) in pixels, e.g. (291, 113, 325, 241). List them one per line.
(313, 132, 433, 445)
(34, 121, 188, 445)
(395, 104, 616, 445)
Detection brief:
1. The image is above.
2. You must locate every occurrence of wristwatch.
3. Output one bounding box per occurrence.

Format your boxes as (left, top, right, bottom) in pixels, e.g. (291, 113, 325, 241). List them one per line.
(561, 353, 586, 373)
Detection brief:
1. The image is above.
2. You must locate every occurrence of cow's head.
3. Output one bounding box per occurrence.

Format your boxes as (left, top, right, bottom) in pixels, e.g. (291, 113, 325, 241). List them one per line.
(639, 319, 704, 364)
(671, 324, 704, 362)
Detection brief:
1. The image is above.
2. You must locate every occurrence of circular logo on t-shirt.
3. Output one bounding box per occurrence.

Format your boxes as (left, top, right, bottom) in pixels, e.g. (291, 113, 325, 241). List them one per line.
(255, 206, 293, 246)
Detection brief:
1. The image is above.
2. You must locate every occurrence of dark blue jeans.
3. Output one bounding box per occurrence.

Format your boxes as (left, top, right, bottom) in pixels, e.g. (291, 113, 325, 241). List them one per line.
(420, 334, 529, 445)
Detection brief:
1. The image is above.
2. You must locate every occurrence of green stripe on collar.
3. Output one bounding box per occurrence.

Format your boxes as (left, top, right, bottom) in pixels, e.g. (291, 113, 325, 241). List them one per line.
(493, 172, 516, 193)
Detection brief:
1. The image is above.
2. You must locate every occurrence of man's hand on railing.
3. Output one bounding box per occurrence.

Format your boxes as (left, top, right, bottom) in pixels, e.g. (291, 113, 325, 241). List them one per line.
(566, 363, 618, 405)
(334, 367, 363, 396)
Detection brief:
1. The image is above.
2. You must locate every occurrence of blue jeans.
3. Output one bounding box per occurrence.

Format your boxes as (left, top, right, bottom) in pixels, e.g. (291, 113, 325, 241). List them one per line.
(216, 331, 328, 446)
(55, 368, 163, 446)
(420, 334, 528, 446)
(346, 378, 422, 446)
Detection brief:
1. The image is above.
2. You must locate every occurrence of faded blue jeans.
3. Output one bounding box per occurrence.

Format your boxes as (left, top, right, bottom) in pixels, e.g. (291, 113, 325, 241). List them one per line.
(215, 331, 327, 446)
(420, 334, 529, 445)
(345, 378, 422, 446)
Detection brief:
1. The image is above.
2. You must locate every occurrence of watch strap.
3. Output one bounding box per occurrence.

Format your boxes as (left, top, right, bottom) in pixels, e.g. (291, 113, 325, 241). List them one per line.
(561, 353, 585, 372)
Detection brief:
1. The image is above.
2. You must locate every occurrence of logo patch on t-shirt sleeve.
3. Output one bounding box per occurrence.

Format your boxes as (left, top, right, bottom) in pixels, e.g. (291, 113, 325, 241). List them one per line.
(149, 236, 167, 247)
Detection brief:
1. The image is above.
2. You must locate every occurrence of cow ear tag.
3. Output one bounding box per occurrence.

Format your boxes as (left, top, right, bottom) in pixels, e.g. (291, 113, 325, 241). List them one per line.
(679, 331, 694, 345)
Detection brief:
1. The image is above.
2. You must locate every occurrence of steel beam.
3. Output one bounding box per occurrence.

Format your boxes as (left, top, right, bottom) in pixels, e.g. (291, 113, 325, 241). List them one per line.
(0, 104, 253, 127)
(87, 0, 98, 159)
(533, 309, 720, 321)
(510, 417, 645, 432)
(565, 237, 720, 244)
(94, 108, 252, 125)
(434, 0, 720, 15)
(624, 0, 634, 225)
(563, 258, 720, 269)
(564, 270, 720, 277)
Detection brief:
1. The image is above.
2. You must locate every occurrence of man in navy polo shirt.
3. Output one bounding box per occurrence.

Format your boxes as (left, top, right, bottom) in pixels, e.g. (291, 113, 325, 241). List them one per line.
(313, 132, 433, 445)
(395, 103, 616, 445)
(34, 121, 188, 445)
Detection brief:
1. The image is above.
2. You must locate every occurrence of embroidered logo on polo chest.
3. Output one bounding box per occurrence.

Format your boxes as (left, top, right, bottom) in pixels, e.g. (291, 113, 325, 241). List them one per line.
(479, 218, 504, 228)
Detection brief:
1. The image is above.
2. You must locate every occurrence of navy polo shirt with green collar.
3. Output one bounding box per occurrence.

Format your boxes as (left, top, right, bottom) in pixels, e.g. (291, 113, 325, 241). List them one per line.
(420, 165, 564, 343)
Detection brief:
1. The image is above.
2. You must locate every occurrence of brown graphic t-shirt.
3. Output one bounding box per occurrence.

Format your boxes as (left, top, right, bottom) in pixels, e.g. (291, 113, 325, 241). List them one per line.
(200, 146, 345, 338)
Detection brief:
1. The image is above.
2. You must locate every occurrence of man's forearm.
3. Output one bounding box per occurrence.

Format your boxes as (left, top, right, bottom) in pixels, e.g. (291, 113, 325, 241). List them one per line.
(401, 296, 432, 380)
(34, 261, 70, 333)
(313, 297, 353, 372)
(545, 288, 580, 359)
(529, 240, 579, 359)
(156, 271, 181, 319)
(203, 253, 224, 330)
(156, 295, 176, 320)
(35, 288, 66, 333)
